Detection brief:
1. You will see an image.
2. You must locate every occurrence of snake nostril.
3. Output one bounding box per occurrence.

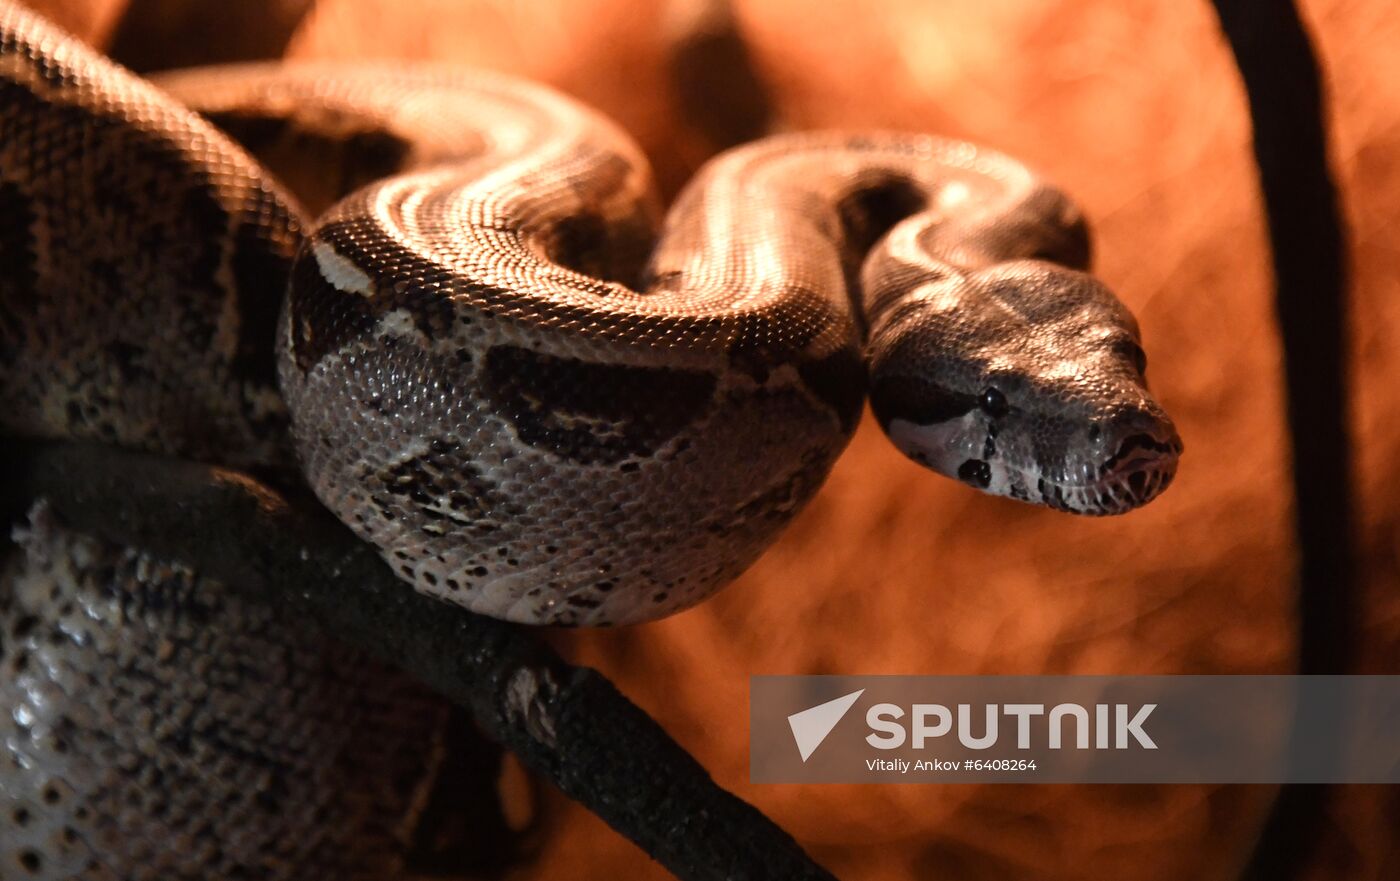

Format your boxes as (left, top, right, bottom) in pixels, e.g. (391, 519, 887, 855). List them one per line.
(1088, 423, 1102, 442)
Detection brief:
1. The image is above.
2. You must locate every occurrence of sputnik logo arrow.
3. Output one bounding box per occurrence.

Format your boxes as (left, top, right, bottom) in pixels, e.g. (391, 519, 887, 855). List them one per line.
(787, 689, 865, 762)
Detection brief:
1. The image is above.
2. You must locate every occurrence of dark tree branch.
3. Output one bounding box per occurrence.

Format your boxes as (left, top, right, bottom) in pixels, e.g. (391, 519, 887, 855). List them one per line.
(1207, 3, 1354, 880)
(0, 438, 836, 881)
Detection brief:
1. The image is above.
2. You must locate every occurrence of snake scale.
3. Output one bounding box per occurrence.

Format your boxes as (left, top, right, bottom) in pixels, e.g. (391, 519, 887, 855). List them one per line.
(0, 3, 1181, 878)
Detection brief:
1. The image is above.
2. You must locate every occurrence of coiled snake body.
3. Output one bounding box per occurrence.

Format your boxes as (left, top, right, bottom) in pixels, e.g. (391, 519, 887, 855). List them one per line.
(0, 3, 1180, 877)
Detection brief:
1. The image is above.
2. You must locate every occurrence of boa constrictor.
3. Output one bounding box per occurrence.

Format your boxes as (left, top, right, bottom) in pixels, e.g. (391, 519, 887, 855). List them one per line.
(0, 10, 1181, 627)
(0, 3, 1181, 877)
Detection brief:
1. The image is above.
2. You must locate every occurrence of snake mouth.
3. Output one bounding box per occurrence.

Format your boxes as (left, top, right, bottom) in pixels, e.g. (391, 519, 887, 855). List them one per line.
(1088, 464, 1177, 514)
(1098, 433, 1182, 477)
(1035, 463, 1176, 516)
(1026, 432, 1181, 515)
(1067, 432, 1182, 515)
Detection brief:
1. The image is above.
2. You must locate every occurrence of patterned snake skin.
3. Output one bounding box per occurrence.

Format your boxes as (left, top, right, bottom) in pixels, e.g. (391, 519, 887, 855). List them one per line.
(2, 503, 448, 880)
(0, 2, 1181, 876)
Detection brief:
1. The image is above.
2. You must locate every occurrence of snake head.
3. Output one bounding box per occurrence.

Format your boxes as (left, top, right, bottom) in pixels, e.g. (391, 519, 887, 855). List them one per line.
(867, 261, 1182, 515)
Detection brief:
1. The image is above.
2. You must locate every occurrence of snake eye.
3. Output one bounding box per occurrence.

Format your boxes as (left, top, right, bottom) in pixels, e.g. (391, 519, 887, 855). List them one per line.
(979, 387, 1009, 417)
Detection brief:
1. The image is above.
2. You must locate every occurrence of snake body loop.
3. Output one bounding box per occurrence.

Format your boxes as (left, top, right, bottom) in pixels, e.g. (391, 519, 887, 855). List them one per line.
(0, 8, 1181, 629)
(147, 64, 1178, 626)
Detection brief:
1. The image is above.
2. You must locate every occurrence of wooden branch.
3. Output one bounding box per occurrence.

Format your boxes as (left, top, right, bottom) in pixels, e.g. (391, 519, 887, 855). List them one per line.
(1207, 4, 1353, 880)
(0, 438, 836, 881)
